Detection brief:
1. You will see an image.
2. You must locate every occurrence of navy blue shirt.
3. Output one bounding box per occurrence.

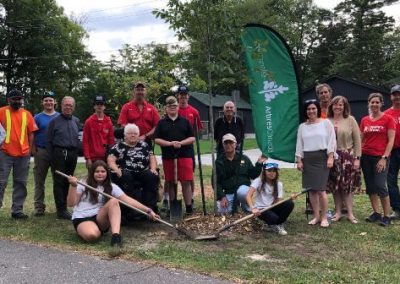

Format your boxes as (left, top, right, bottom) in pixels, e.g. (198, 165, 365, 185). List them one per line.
(46, 114, 80, 153)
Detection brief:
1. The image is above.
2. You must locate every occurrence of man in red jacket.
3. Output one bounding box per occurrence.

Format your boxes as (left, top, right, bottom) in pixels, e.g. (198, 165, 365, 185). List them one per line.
(83, 95, 115, 169)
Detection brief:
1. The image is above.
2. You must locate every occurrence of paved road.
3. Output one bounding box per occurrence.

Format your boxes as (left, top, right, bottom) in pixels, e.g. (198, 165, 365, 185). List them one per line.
(0, 239, 231, 284)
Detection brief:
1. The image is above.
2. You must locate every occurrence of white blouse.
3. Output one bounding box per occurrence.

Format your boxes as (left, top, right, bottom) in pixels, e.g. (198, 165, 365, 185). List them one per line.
(295, 119, 336, 158)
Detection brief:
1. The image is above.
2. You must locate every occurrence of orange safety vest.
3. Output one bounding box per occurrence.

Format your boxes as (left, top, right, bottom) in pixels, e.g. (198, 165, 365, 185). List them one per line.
(5, 108, 27, 145)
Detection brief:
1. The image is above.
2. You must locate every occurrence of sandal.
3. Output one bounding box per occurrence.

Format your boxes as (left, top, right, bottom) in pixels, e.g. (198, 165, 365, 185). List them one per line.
(320, 220, 330, 228)
(347, 216, 358, 224)
(308, 218, 320, 225)
(332, 215, 343, 222)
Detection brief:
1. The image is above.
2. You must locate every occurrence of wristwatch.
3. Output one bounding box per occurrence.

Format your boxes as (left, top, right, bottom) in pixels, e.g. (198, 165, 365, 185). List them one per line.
(382, 156, 388, 160)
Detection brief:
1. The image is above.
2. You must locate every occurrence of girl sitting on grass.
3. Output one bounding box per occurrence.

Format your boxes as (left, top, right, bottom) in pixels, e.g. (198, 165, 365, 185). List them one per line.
(246, 162, 294, 235)
(67, 160, 159, 247)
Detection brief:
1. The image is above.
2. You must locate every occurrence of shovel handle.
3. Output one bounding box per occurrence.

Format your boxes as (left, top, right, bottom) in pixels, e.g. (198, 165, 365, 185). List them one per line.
(55, 170, 176, 229)
(216, 188, 311, 234)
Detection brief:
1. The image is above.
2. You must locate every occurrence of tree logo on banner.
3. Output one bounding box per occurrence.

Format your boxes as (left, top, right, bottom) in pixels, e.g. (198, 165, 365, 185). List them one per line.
(258, 80, 289, 102)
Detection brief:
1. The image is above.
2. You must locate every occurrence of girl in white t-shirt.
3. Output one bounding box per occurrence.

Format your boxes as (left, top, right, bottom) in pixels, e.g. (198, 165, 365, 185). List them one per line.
(67, 160, 159, 247)
(246, 162, 294, 235)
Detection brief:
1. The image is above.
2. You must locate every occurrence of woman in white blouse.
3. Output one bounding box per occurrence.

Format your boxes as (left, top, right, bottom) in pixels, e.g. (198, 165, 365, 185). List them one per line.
(296, 99, 336, 228)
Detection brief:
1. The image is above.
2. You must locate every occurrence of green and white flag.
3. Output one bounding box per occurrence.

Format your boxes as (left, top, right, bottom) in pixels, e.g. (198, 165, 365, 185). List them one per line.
(241, 24, 300, 162)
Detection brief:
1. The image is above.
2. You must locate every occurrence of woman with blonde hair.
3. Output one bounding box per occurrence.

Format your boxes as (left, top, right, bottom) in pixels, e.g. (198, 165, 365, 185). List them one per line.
(327, 96, 361, 223)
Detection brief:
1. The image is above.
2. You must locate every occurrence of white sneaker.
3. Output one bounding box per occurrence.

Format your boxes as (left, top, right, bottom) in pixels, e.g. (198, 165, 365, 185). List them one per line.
(275, 224, 288, 236)
(389, 210, 400, 220)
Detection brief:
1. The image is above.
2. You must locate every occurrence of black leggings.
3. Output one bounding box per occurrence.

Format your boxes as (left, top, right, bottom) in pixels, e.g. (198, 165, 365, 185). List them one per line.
(258, 200, 294, 225)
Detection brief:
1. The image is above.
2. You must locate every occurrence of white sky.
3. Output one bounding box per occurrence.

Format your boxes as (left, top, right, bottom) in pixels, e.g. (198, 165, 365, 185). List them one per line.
(55, 0, 400, 62)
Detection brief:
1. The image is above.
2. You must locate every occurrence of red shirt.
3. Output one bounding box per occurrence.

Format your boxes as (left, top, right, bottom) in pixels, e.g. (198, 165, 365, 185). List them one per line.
(384, 108, 400, 149)
(83, 114, 115, 160)
(360, 114, 396, 156)
(117, 100, 160, 136)
(178, 104, 203, 131)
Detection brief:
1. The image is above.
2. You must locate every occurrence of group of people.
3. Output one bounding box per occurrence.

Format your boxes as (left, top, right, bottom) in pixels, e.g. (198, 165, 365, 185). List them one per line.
(296, 83, 400, 228)
(1, 80, 400, 246)
(0, 82, 247, 246)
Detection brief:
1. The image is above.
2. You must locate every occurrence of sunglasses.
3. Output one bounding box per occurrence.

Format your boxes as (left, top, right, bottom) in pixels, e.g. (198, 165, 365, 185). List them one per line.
(304, 99, 317, 104)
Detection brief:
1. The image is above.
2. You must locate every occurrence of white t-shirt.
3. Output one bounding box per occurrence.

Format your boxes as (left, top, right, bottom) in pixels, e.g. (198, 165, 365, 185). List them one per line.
(72, 183, 124, 220)
(250, 177, 284, 209)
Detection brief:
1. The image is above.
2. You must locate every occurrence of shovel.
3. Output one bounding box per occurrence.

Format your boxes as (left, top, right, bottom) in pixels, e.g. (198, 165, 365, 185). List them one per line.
(196, 188, 312, 240)
(169, 152, 182, 221)
(55, 170, 204, 240)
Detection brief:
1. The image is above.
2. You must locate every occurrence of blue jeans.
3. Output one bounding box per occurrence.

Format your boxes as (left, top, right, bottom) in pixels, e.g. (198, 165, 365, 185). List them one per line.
(217, 185, 251, 213)
(388, 148, 400, 211)
(0, 151, 30, 213)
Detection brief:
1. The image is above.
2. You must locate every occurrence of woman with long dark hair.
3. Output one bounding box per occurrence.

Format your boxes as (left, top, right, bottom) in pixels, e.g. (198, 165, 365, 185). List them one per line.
(67, 160, 159, 247)
(246, 162, 294, 235)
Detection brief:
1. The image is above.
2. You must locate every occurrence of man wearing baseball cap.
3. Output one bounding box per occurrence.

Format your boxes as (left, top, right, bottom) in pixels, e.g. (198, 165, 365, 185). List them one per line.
(154, 96, 195, 215)
(82, 95, 115, 170)
(215, 133, 267, 213)
(385, 84, 400, 219)
(176, 84, 203, 207)
(118, 81, 160, 146)
(32, 91, 59, 216)
(0, 89, 38, 219)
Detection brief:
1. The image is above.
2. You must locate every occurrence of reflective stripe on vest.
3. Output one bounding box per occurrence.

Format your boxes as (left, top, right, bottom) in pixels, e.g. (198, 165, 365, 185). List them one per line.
(5, 108, 27, 145)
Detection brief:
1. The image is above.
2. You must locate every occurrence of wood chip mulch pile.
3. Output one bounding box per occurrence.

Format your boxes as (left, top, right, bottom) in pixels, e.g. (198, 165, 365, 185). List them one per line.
(176, 213, 264, 236)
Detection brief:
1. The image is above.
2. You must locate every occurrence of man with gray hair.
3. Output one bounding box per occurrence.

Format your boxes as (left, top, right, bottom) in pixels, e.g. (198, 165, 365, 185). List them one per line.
(214, 100, 244, 155)
(46, 96, 80, 219)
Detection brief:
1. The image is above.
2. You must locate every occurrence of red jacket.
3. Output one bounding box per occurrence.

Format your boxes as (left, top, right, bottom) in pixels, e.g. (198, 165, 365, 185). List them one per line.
(83, 114, 115, 160)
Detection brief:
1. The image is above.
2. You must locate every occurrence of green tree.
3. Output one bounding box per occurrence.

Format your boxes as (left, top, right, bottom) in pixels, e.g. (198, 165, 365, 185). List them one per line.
(0, 0, 89, 111)
(329, 0, 398, 85)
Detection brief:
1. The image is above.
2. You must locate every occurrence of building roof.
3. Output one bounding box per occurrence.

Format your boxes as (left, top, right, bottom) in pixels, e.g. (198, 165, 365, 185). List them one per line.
(190, 92, 252, 109)
(302, 74, 389, 95)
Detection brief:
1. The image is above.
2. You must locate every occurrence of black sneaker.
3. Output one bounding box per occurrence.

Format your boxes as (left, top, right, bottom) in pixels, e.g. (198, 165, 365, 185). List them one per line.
(34, 210, 45, 217)
(365, 212, 382, 223)
(11, 212, 28, 219)
(379, 216, 391, 227)
(110, 233, 123, 247)
(57, 210, 72, 220)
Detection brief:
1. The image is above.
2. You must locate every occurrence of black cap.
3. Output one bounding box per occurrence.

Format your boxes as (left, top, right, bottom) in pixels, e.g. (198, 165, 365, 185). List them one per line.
(177, 85, 189, 94)
(94, 95, 106, 104)
(7, 89, 24, 99)
(42, 91, 55, 100)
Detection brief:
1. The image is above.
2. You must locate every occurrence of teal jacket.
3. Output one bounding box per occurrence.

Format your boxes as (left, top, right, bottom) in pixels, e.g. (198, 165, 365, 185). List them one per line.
(215, 153, 262, 200)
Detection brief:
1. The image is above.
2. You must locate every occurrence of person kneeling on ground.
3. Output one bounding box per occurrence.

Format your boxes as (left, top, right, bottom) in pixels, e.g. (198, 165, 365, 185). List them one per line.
(246, 162, 294, 236)
(67, 160, 159, 247)
(215, 133, 267, 213)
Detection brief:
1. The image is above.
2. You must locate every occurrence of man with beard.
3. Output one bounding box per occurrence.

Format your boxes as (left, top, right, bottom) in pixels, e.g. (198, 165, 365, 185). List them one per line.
(385, 85, 400, 219)
(46, 96, 80, 219)
(32, 91, 59, 216)
(0, 89, 38, 218)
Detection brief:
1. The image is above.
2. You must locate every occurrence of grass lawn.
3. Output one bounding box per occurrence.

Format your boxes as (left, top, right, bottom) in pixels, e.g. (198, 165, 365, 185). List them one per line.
(1, 164, 400, 283)
(153, 138, 258, 155)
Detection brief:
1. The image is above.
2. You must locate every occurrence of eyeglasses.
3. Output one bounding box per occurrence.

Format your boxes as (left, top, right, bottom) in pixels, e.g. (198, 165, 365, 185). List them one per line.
(223, 140, 235, 145)
(95, 102, 105, 106)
